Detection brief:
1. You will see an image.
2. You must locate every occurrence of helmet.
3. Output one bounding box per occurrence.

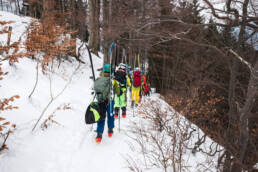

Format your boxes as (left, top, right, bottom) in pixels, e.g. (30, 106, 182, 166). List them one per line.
(118, 63, 126, 71)
(103, 64, 111, 73)
(134, 67, 140, 71)
(119, 63, 126, 69)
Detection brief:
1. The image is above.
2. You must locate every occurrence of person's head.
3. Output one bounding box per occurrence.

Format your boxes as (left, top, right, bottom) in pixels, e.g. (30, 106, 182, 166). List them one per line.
(118, 63, 126, 72)
(103, 64, 111, 73)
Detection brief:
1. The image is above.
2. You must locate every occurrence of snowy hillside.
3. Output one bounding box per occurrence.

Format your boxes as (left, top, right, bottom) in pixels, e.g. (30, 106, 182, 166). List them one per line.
(0, 11, 221, 172)
(0, 11, 132, 172)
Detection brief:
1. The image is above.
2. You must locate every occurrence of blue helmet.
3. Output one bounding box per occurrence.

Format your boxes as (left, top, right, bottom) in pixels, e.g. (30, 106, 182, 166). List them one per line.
(103, 64, 111, 73)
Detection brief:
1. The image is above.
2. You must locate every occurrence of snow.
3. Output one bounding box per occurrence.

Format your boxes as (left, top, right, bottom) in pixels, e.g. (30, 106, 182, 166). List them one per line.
(231, 26, 258, 50)
(0, 11, 132, 172)
(0, 11, 221, 172)
(0, 41, 131, 172)
(0, 54, 140, 172)
(0, 11, 31, 46)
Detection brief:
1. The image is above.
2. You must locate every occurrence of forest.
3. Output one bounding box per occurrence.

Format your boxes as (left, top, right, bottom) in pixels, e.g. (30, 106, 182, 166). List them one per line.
(0, 0, 257, 171)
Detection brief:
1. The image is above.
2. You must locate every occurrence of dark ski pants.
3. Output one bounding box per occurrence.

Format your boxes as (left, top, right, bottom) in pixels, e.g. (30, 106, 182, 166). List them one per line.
(97, 101, 114, 134)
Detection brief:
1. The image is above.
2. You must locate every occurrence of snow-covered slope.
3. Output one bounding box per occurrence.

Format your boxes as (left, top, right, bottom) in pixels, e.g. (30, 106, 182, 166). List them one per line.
(0, 11, 221, 172)
(0, 11, 132, 172)
(1, 56, 137, 172)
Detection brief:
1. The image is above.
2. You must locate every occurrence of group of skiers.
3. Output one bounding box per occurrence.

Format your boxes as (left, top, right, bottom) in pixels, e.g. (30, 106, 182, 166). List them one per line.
(92, 63, 150, 143)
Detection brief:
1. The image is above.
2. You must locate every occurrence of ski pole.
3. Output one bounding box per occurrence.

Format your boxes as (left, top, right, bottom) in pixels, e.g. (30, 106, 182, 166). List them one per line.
(119, 95, 121, 132)
(90, 94, 96, 131)
(85, 43, 97, 130)
(133, 102, 135, 117)
(119, 108, 121, 132)
(109, 43, 115, 116)
(132, 88, 135, 117)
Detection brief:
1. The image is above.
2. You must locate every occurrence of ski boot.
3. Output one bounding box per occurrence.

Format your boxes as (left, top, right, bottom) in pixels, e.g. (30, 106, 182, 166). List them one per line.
(122, 107, 126, 118)
(108, 129, 113, 137)
(96, 132, 102, 143)
(114, 108, 119, 119)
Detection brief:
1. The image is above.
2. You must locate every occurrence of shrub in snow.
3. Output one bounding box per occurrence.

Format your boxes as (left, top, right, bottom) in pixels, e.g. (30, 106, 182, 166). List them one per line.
(126, 96, 222, 172)
(25, 12, 77, 72)
(41, 103, 71, 130)
(0, 18, 22, 152)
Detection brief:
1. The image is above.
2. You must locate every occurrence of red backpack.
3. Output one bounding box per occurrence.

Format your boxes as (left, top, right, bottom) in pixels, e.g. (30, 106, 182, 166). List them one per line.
(144, 84, 149, 93)
(133, 71, 141, 87)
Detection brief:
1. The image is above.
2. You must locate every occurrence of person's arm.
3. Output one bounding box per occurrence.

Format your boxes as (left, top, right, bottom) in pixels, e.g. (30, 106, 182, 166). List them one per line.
(112, 80, 120, 95)
(126, 75, 131, 87)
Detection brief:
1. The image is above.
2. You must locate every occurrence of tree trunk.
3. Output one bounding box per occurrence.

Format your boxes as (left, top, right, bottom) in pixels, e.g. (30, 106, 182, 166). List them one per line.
(16, 0, 21, 15)
(129, 31, 134, 67)
(235, 0, 253, 170)
(161, 53, 166, 94)
(226, 0, 254, 171)
(89, 0, 100, 56)
(0, 0, 3, 11)
(102, 0, 110, 65)
(240, 59, 258, 161)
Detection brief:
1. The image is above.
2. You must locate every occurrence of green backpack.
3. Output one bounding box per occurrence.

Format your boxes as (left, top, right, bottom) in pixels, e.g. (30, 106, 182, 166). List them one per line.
(94, 77, 110, 102)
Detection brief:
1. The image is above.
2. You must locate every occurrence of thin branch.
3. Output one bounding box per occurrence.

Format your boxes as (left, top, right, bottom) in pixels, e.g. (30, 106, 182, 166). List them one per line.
(228, 49, 252, 71)
(28, 62, 39, 98)
(32, 62, 81, 131)
(0, 130, 10, 151)
(202, 0, 238, 22)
